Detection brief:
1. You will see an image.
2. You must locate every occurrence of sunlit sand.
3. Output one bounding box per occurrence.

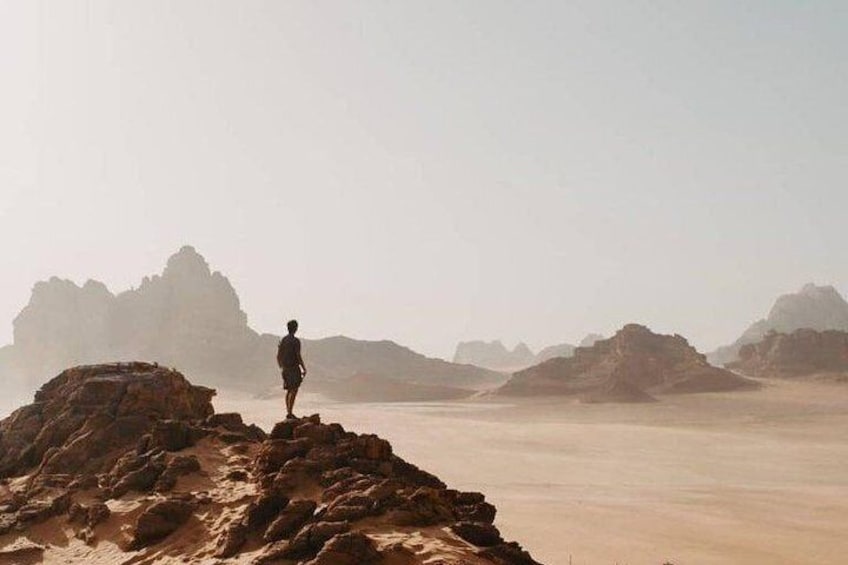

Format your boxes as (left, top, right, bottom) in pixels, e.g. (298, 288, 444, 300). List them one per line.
(217, 378, 848, 564)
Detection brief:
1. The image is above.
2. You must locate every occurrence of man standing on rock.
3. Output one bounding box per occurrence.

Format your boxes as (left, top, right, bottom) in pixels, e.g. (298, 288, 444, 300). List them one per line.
(277, 319, 307, 419)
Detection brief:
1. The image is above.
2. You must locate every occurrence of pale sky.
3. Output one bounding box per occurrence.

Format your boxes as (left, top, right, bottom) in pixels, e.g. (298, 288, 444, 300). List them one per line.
(1, 1, 846, 358)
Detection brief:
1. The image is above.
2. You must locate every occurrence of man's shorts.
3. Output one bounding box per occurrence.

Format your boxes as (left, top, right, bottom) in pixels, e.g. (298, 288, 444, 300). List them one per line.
(282, 367, 303, 390)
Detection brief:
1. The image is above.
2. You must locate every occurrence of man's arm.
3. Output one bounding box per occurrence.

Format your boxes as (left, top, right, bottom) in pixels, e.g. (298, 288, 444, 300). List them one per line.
(297, 339, 307, 376)
(276, 341, 284, 369)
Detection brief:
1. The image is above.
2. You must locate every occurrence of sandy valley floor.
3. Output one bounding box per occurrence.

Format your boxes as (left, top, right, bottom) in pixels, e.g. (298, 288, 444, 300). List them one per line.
(216, 378, 848, 565)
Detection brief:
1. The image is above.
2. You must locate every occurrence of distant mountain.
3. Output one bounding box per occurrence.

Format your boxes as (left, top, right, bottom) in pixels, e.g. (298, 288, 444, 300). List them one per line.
(532, 334, 604, 364)
(728, 328, 848, 379)
(4, 246, 502, 395)
(579, 333, 604, 348)
(0, 344, 28, 416)
(452, 340, 535, 370)
(710, 284, 848, 366)
(452, 338, 584, 371)
(304, 335, 504, 389)
(534, 342, 576, 363)
(9, 246, 268, 391)
(498, 324, 756, 402)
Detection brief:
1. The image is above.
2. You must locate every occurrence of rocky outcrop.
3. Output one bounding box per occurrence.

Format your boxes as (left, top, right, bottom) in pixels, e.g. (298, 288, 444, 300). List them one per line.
(728, 329, 848, 379)
(710, 284, 848, 366)
(3, 246, 502, 397)
(498, 324, 756, 402)
(0, 362, 214, 479)
(0, 363, 540, 564)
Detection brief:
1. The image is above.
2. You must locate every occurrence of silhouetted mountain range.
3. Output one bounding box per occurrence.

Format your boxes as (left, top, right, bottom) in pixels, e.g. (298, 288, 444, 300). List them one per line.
(452, 334, 605, 371)
(453, 340, 537, 370)
(709, 284, 848, 366)
(0, 246, 502, 394)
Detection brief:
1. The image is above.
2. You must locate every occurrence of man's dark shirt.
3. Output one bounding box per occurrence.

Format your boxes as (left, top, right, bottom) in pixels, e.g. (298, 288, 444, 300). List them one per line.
(277, 334, 301, 370)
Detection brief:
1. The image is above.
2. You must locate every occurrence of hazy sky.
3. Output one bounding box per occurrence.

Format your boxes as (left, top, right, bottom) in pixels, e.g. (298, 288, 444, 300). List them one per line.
(1, 1, 846, 358)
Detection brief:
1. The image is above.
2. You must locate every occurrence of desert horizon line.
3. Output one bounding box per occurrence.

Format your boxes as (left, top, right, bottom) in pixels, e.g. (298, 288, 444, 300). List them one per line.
(3, 244, 845, 361)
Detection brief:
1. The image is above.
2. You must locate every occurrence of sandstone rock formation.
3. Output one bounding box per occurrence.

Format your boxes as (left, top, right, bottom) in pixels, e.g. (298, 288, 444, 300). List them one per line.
(728, 328, 848, 379)
(0, 363, 540, 564)
(3, 246, 502, 397)
(8, 246, 267, 391)
(498, 324, 756, 402)
(0, 362, 215, 479)
(710, 284, 848, 366)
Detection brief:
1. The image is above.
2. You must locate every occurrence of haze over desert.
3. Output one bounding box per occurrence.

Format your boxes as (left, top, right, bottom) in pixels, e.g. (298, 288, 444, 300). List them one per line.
(2, 1, 847, 563)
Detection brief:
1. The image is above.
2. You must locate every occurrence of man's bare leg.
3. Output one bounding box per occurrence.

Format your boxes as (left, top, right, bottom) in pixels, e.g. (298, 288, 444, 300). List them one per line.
(289, 387, 300, 418)
(285, 390, 294, 416)
(285, 388, 300, 418)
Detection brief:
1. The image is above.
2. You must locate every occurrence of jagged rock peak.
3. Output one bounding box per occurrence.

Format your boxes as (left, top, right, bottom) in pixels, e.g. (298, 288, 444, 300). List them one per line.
(769, 283, 848, 318)
(26, 276, 113, 303)
(710, 283, 848, 366)
(453, 340, 537, 370)
(7, 246, 254, 388)
(163, 245, 212, 279)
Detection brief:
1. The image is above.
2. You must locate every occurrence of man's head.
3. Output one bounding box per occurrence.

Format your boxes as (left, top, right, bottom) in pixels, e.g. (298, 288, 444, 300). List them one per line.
(287, 319, 298, 335)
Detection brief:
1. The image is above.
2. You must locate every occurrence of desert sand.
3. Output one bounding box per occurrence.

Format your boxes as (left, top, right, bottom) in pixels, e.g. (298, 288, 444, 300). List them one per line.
(217, 378, 848, 565)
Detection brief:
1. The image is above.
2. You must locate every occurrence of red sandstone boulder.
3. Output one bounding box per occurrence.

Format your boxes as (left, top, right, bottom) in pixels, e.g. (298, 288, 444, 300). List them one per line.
(129, 498, 195, 549)
(263, 499, 317, 542)
(304, 531, 381, 565)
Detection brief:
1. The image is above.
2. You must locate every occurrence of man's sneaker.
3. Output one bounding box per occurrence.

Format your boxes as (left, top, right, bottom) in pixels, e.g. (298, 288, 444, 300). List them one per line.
(286, 413, 297, 420)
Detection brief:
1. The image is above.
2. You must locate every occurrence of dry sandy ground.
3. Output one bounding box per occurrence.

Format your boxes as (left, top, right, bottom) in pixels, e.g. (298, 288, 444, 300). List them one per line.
(216, 378, 848, 565)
